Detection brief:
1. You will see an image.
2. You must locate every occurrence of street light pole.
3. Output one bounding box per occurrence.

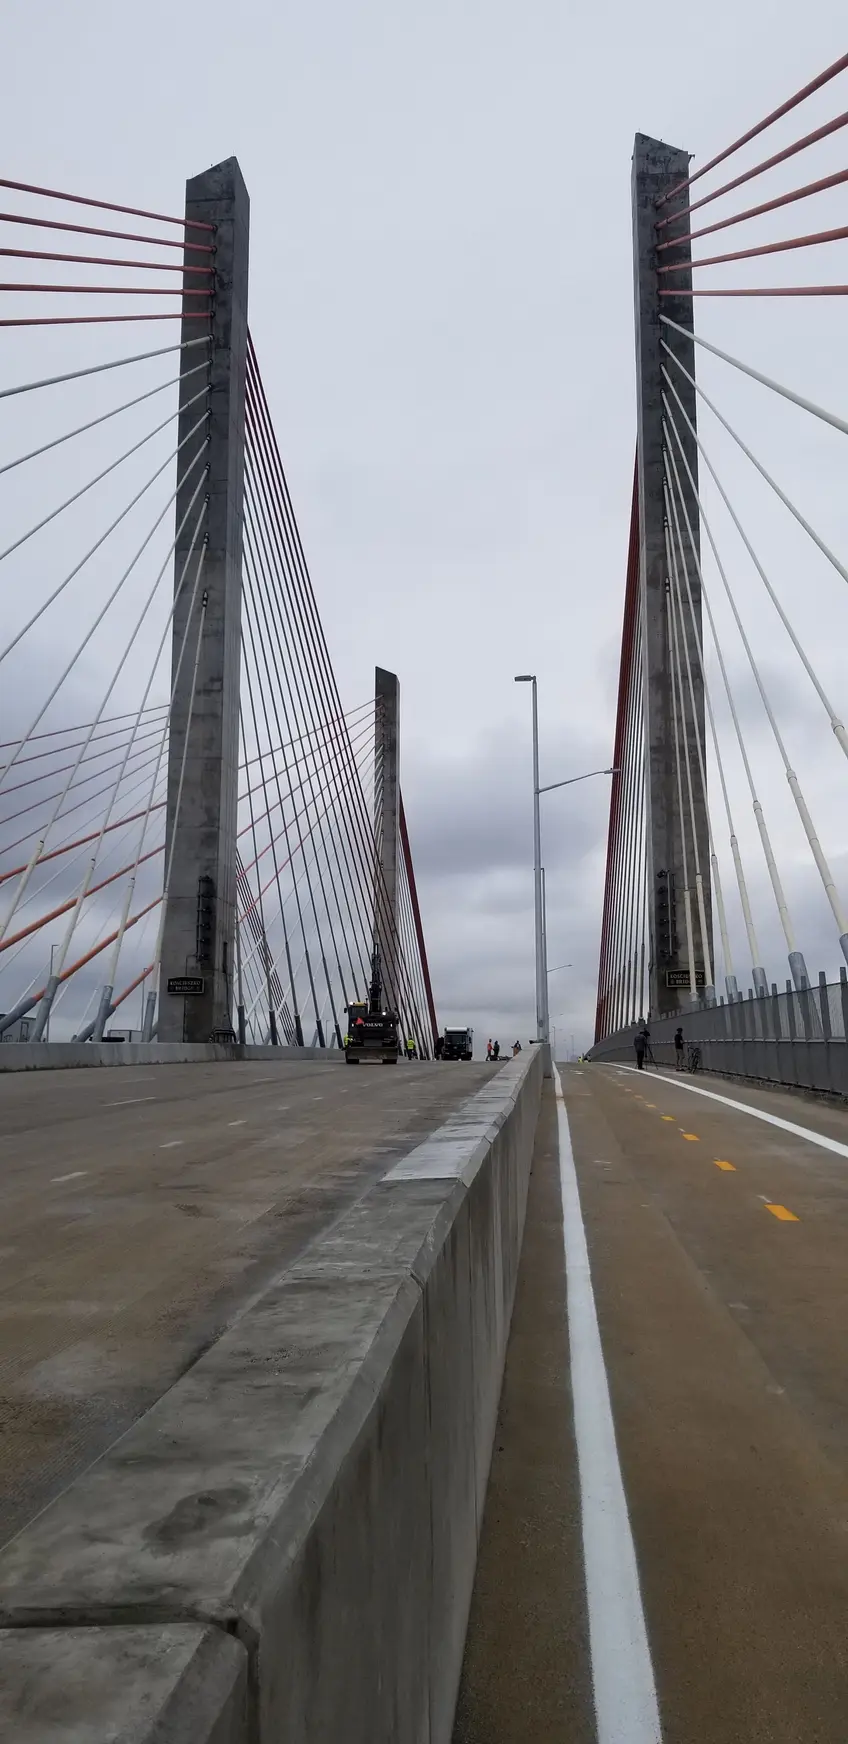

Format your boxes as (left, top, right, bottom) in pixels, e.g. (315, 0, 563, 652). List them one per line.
(515, 675, 548, 1045)
(45, 943, 57, 1043)
(514, 679, 619, 1050)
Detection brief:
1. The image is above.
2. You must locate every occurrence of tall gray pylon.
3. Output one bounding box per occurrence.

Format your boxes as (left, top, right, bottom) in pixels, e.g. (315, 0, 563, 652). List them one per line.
(158, 158, 250, 1042)
(374, 666, 401, 1012)
(632, 133, 712, 1019)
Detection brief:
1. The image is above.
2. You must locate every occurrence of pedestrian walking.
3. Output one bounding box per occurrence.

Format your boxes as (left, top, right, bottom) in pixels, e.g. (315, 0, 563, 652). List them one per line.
(674, 1026, 685, 1070)
(634, 1022, 650, 1070)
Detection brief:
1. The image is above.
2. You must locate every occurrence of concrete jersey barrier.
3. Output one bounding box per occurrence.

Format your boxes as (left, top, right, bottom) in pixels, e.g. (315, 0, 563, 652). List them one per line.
(0, 1048, 543, 1743)
(0, 1041, 344, 1071)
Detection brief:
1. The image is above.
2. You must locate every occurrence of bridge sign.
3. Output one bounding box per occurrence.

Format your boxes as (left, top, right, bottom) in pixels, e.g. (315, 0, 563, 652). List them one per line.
(167, 976, 206, 996)
(666, 969, 706, 989)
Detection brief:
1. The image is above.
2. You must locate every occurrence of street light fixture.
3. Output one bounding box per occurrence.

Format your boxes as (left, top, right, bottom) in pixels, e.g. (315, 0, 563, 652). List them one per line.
(537, 766, 619, 796)
(548, 963, 572, 975)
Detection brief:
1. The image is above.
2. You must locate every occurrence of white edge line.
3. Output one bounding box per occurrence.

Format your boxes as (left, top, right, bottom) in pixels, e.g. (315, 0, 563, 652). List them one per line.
(554, 1063, 662, 1744)
(605, 1064, 848, 1161)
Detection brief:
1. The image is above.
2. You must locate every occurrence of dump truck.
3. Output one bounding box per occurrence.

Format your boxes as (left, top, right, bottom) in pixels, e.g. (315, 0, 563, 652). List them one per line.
(344, 947, 400, 1065)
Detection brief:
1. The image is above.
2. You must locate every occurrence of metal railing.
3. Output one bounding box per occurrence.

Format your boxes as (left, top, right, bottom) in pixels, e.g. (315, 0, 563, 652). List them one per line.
(589, 970, 848, 1098)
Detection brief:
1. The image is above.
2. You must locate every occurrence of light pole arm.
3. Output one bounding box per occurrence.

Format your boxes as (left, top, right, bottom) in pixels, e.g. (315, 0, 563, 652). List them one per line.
(536, 765, 618, 796)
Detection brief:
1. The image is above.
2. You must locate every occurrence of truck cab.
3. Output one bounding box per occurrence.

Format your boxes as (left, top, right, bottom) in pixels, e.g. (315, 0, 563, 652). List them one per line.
(442, 1026, 473, 1061)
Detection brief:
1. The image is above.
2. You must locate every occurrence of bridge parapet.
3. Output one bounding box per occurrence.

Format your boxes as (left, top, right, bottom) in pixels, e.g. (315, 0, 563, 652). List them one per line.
(589, 973, 848, 1099)
(0, 1050, 543, 1744)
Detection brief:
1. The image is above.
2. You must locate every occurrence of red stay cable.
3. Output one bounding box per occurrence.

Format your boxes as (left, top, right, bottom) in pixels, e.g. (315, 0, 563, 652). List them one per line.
(0, 282, 209, 296)
(657, 110, 848, 232)
(0, 844, 163, 954)
(19, 897, 161, 1010)
(656, 166, 848, 252)
(0, 246, 212, 274)
(659, 284, 848, 297)
(658, 221, 848, 274)
(0, 175, 213, 230)
(0, 208, 213, 250)
(657, 49, 848, 207)
(595, 455, 639, 1045)
(0, 802, 166, 885)
(0, 312, 207, 327)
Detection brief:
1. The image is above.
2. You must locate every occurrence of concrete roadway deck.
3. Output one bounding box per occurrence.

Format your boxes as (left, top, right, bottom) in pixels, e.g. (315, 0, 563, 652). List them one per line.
(0, 1057, 493, 1549)
(456, 1062, 848, 1743)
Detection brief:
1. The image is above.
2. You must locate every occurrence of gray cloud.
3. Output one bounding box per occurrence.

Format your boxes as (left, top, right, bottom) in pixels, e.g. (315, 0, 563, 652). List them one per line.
(2, 0, 848, 1054)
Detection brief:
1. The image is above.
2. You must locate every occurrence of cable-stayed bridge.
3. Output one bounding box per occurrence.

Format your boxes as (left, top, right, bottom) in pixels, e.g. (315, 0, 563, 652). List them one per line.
(5, 48, 848, 1744)
(590, 52, 848, 1100)
(0, 162, 436, 1057)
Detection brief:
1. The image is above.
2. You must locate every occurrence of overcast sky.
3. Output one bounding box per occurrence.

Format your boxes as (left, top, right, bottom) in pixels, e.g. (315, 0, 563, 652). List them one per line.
(2, 2, 848, 1053)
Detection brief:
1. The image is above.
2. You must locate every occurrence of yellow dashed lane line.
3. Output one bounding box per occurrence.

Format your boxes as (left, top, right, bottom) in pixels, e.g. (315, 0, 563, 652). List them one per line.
(621, 1087, 799, 1220)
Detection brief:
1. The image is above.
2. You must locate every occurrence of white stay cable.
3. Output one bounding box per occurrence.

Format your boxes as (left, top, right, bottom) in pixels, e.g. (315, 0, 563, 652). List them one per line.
(143, 586, 209, 1039)
(660, 315, 848, 440)
(103, 536, 210, 1026)
(0, 420, 209, 795)
(0, 393, 208, 669)
(0, 335, 210, 404)
(28, 478, 210, 1040)
(661, 341, 848, 594)
(0, 391, 207, 570)
(662, 369, 848, 760)
(664, 489, 716, 990)
(664, 428, 775, 980)
(664, 396, 848, 960)
(664, 462, 754, 987)
(0, 443, 209, 947)
(663, 417, 801, 965)
(663, 535, 698, 999)
(32, 494, 210, 1038)
(0, 361, 209, 480)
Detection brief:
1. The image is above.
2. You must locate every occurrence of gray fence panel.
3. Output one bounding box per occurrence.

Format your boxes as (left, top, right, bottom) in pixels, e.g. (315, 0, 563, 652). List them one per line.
(590, 975, 848, 1099)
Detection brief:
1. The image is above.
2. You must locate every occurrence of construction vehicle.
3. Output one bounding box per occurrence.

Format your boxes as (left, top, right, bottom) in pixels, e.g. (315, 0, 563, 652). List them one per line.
(442, 1026, 473, 1061)
(344, 947, 400, 1065)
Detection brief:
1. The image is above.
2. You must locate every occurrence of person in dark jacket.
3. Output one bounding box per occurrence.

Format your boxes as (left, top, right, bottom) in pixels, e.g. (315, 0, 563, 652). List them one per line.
(634, 1023, 650, 1069)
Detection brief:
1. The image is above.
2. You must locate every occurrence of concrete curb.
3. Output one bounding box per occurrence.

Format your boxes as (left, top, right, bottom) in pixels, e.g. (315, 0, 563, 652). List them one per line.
(0, 1050, 543, 1743)
(0, 1041, 344, 1072)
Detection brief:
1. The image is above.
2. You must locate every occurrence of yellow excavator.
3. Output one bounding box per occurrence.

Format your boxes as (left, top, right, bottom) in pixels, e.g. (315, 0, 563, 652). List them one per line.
(344, 947, 400, 1065)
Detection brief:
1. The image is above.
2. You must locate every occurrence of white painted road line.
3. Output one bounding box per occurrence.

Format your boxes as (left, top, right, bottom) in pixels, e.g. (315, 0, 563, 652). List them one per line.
(228, 1120, 246, 1127)
(160, 1140, 183, 1149)
(50, 1170, 88, 1184)
(553, 1065, 661, 1744)
(104, 1096, 156, 1108)
(608, 1064, 848, 1162)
